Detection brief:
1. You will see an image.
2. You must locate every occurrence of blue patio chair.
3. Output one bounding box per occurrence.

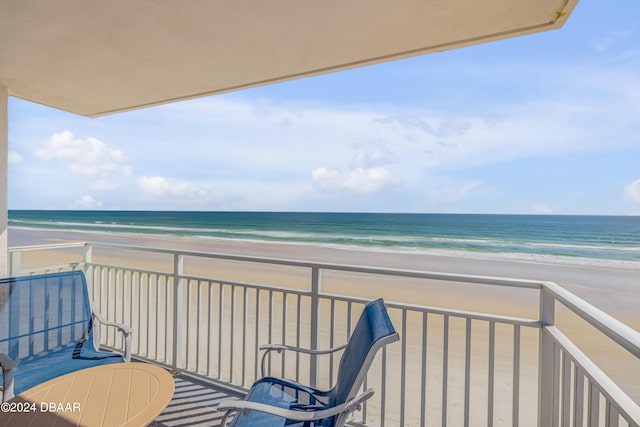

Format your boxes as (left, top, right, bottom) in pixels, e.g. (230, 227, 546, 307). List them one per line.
(218, 298, 399, 427)
(0, 271, 132, 402)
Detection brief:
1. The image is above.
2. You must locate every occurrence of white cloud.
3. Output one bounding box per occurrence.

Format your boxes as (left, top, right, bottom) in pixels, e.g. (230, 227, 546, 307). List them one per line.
(138, 176, 199, 198)
(312, 167, 401, 194)
(136, 176, 227, 204)
(352, 143, 396, 168)
(71, 195, 103, 209)
(625, 179, 640, 203)
(8, 152, 23, 165)
(36, 131, 128, 176)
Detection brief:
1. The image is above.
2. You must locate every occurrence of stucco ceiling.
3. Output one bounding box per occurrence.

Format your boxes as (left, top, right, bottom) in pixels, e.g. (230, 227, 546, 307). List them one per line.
(1, 0, 578, 117)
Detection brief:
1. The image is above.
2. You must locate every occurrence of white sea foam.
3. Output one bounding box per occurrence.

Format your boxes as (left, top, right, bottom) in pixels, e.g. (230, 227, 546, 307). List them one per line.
(19, 224, 635, 271)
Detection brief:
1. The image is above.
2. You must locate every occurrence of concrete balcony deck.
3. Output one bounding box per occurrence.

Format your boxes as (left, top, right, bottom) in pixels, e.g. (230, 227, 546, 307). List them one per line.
(151, 372, 242, 427)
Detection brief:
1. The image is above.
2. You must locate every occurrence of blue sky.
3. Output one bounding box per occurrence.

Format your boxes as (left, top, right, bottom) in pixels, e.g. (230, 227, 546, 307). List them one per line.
(8, 1, 640, 214)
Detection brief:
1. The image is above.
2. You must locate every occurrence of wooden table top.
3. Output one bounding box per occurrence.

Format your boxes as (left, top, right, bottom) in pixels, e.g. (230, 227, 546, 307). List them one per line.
(1, 362, 175, 427)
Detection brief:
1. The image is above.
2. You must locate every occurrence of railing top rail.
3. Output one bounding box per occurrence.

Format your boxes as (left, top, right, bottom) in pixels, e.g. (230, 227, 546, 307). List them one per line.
(8, 242, 86, 252)
(543, 280, 640, 360)
(82, 241, 544, 290)
(321, 292, 541, 327)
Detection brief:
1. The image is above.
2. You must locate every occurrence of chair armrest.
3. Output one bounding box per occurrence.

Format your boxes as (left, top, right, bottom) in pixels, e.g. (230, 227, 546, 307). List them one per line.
(259, 344, 347, 377)
(218, 388, 373, 425)
(0, 353, 16, 402)
(259, 343, 347, 355)
(92, 310, 133, 362)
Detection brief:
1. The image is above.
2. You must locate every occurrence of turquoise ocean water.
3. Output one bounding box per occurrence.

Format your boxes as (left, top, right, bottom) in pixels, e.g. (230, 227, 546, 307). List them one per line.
(8, 211, 640, 263)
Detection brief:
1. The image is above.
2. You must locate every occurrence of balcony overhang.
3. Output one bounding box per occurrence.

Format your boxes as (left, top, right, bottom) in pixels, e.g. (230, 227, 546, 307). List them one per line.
(1, 0, 577, 118)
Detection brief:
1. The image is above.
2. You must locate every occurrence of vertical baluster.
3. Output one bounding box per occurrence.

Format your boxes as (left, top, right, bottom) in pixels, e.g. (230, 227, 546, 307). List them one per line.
(99, 268, 106, 347)
(111, 268, 117, 346)
(329, 298, 335, 387)
(218, 283, 224, 380)
(310, 267, 320, 389)
(27, 275, 35, 356)
(156, 274, 162, 363)
(421, 312, 428, 427)
(57, 275, 64, 348)
(127, 270, 136, 354)
(562, 351, 571, 427)
(243, 286, 248, 386)
(147, 274, 152, 359)
(268, 289, 274, 375)
(137, 272, 143, 356)
(588, 379, 599, 426)
(230, 285, 236, 383)
(464, 318, 472, 427)
(488, 321, 496, 427)
(296, 294, 301, 382)
(117, 270, 122, 352)
(106, 268, 112, 346)
(196, 280, 203, 373)
(353, 301, 365, 424)
(164, 276, 169, 364)
(442, 314, 449, 427)
(381, 345, 387, 427)
(207, 281, 213, 377)
(513, 324, 521, 427)
(255, 288, 261, 382)
(70, 273, 77, 349)
(362, 306, 369, 422)
(185, 279, 192, 370)
(553, 344, 561, 427)
(401, 309, 407, 427)
(606, 403, 620, 427)
(42, 275, 50, 352)
(130, 271, 135, 356)
(91, 266, 98, 307)
(347, 301, 353, 336)
(109, 270, 115, 348)
(120, 270, 125, 349)
(282, 292, 287, 378)
(139, 272, 145, 356)
(573, 367, 584, 427)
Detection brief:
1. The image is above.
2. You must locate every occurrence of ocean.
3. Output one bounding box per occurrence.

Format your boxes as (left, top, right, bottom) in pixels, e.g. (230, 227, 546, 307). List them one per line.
(8, 210, 640, 264)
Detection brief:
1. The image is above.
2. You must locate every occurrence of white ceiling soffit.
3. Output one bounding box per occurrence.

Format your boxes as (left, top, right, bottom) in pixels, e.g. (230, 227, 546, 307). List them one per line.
(1, 0, 578, 117)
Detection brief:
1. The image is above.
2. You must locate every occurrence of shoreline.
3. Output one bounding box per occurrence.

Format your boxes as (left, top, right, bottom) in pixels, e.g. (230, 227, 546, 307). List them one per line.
(10, 225, 640, 271)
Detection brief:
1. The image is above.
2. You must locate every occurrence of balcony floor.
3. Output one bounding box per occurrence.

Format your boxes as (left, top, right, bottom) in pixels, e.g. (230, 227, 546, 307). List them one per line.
(150, 371, 244, 427)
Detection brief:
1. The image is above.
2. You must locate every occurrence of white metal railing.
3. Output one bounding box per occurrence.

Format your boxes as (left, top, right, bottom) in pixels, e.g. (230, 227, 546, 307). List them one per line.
(7, 241, 640, 427)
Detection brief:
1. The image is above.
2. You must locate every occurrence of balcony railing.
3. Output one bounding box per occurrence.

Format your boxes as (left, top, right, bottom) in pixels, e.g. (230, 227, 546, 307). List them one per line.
(8, 241, 640, 427)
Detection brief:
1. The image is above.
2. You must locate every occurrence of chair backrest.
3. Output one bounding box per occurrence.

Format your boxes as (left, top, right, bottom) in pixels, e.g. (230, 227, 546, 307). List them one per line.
(0, 271, 93, 362)
(332, 298, 399, 405)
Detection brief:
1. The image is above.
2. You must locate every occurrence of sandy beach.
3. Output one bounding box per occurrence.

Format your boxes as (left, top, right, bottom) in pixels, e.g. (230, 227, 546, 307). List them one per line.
(8, 227, 640, 425)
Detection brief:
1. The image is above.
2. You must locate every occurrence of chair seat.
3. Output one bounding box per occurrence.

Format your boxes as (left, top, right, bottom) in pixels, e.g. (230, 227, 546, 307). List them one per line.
(13, 340, 124, 395)
(229, 377, 336, 427)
